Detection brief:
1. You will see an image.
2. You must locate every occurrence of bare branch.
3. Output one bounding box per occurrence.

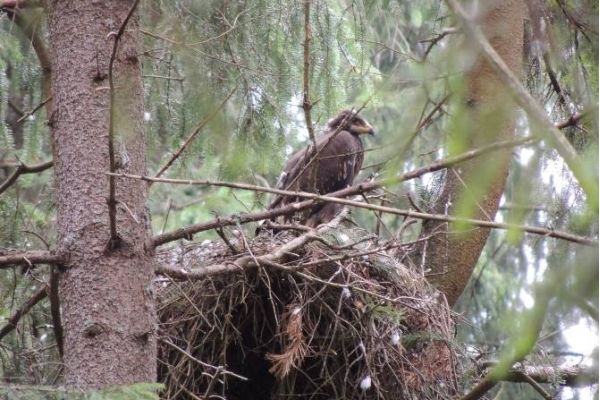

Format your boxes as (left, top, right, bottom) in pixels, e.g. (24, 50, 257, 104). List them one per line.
(121, 146, 594, 247)
(0, 160, 53, 196)
(153, 85, 238, 180)
(0, 250, 64, 268)
(15, 96, 52, 123)
(156, 209, 348, 279)
(302, 0, 316, 143)
(420, 27, 459, 59)
(461, 363, 598, 400)
(445, 0, 598, 204)
(503, 365, 598, 388)
(107, 0, 141, 248)
(0, 0, 41, 8)
(556, 112, 585, 130)
(301, 0, 318, 192)
(49, 267, 63, 358)
(121, 135, 594, 248)
(0, 285, 47, 341)
(142, 74, 184, 81)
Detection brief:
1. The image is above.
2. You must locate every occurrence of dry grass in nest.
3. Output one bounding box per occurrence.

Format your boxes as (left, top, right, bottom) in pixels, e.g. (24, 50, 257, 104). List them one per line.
(156, 221, 458, 399)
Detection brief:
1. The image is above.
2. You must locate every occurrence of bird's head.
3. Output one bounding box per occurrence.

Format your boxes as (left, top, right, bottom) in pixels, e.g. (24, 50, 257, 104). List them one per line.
(326, 109, 375, 136)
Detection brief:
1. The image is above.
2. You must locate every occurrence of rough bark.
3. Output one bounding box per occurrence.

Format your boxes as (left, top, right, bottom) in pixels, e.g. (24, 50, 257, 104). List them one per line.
(47, 0, 156, 387)
(417, 0, 524, 306)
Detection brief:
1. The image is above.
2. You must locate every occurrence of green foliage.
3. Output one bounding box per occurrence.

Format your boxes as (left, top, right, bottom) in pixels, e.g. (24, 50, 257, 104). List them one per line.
(0, 0, 598, 397)
(0, 383, 163, 400)
(88, 383, 164, 400)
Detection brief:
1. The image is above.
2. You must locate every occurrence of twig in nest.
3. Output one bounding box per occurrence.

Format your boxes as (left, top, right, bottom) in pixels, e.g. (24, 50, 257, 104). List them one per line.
(215, 225, 239, 254)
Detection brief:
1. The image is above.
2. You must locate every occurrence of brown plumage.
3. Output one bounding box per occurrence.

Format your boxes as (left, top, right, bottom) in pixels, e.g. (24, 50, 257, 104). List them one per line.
(267, 109, 375, 227)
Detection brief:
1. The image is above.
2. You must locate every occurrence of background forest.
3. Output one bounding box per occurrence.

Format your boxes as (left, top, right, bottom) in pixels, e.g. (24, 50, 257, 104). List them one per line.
(0, 0, 598, 399)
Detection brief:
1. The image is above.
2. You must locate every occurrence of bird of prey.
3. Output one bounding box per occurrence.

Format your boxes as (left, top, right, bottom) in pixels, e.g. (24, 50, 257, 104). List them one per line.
(266, 109, 375, 227)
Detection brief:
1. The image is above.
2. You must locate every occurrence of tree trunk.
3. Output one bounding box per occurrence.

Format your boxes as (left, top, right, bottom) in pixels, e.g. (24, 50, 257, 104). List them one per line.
(47, 0, 156, 387)
(417, 0, 525, 307)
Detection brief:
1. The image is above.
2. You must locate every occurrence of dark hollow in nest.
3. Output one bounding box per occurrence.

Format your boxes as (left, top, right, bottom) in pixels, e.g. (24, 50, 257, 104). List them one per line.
(156, 221, 458, 399)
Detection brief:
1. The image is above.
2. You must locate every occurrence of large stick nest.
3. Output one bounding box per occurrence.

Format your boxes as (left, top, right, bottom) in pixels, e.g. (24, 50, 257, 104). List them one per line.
(156, 217, 458, 399)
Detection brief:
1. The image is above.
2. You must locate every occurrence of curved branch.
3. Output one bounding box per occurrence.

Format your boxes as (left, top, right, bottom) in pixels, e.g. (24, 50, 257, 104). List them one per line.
(156, 209, 348, 279)
(0, 284, 47, 341)
(0, 160, 53, 196)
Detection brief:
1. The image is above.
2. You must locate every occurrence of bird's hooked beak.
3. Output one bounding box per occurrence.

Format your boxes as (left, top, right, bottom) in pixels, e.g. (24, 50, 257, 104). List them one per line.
(364, 121, 376, 136)
(367, 124, 376, 136)
(351, 121, 376, 136)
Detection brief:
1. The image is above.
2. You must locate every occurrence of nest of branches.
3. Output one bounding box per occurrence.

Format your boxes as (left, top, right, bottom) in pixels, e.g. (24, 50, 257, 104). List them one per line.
(156, 213, 458, 399)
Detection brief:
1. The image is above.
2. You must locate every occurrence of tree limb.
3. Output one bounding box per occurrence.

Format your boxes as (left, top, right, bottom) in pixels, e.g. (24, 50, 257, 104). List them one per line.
(0, 285, 47, 341)
(114, 135, 593, 248)
(3, 5, 52, 113)
(135, 171, 593, 246)
(462, 363, 598, 400)
(153, 85, 238, 181)
(0, 160, 53, 196)
(302, 0, 316, 143)
(0, 250, 64, 268)
(156, 209, 348, 279)
(49, 267, 63, 358)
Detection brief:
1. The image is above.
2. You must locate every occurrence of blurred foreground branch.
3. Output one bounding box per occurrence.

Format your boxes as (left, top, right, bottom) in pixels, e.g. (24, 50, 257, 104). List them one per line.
(446, 0, 598, 205)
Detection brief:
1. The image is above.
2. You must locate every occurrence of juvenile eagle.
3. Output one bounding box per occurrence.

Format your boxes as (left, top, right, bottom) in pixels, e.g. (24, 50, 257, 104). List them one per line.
(267, 109, 375, 227)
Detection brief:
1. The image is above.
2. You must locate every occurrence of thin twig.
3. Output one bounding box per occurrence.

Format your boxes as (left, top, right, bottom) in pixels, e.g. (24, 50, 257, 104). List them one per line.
(107, 0, 141, 248)
(129, 164, 595, 247)
(302, 0, 316, 149)
(420, 27, 458, 59)
(156, 209, 347, 279)
(161, 339, 248, 381)
(0, 160, 53, 196)
(214, 225, 239, 254)
(515, 371, 553, 400)
(16, 97, 52, 123)
(153, 84, 238, 180)
(121, 135, 592, 247)
(142, 74, 184, 81)
(0, 284, 47, 341)
(49, 266, 63, 358)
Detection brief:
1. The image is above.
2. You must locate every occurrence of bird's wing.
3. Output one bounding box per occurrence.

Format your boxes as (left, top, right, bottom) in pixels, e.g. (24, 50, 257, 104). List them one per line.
(267, 131, 363, 210)
(267, 144, 313, 209)
(316, 130, 363, 193)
